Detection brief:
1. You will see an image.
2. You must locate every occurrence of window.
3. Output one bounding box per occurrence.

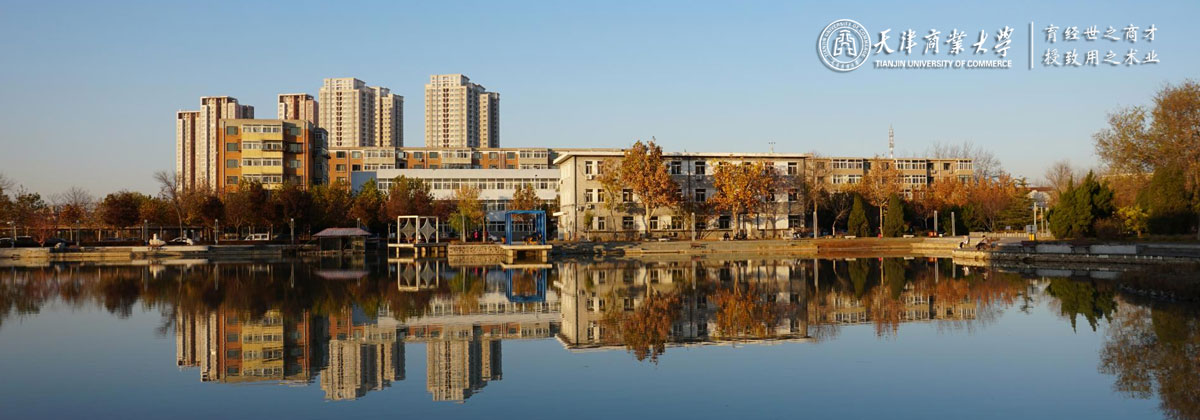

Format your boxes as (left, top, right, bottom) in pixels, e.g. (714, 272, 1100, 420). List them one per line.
(596, 217, 606, 231)
(788, 189, 798, 202)
(226, 176, 238, 185)
(225, 143, 239, 152)
(336, 151, 346, 158)
(649, 216, 659, 230)
(943, 162, 951, 170)
(584, 161, 594, 175)
(788, 215, 803, 229)
(351, 151, 362, 159)
(670, 217, 683, 230)
(352, 164, 362, 171)
(585, 189, 594, 203)
(669, 161, 682, 175)
(622, 216, 634, 230)
(226, 159, 238, 168)
(622, 188, 633, 203)
(695, 188, 706, 202)
(226, 333, 239, 342)
(288, 159, 302, 169)
(429, 152, 439, 158)
(694, 161, 706, 175)
(718, 215, 731, 229)
(787, 162, 798, 175)
(225, 126, 238, 135)
(336, 164, 346, 171)
(596, 189, 605, 203)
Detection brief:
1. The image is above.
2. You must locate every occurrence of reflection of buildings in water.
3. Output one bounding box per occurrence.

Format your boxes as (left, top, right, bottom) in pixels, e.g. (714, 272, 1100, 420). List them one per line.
(422, 326, 502, 402)
(175, 309, 316, 384)
(556, 260, 811, 350)
(319, 306, 405, 401)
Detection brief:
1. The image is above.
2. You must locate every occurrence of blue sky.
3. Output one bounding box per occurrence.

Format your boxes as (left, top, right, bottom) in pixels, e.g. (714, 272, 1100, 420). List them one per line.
(0, 0, 1195, 195)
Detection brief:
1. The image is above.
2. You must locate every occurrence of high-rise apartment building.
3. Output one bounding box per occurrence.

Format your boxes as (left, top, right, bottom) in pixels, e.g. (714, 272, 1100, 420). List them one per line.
(277, 93, 318, 124)
(318, 78, 402, 149)
(176, 96, 253, 191)
(424, 74, 499, 148)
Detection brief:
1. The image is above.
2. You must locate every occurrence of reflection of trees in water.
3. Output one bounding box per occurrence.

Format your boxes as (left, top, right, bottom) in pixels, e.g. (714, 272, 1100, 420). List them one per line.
(1099, 299, 1200, 420)
(712, 283, 777, 339)
(1045, 278, 1117, 332)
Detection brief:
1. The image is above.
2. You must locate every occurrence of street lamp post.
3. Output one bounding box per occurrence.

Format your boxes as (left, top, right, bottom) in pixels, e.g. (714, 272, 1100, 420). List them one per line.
(143, 220, 148, 243)
(951, 211, 956, 236)
(7, 222, 13, 248)
(289, 218, 295, 246)
(75, 220, 81, 247)
(215, 218, 220, 245)
(934, 210, 938, 236)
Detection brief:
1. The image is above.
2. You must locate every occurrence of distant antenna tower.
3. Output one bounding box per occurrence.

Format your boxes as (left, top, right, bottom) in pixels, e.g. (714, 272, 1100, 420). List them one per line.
(769, 141, 776, 153)
(888, 125, 894, 159)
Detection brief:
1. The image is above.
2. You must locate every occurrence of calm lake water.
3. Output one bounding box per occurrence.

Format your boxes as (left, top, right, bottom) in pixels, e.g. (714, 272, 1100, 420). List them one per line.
(0, 257, 1195, 419)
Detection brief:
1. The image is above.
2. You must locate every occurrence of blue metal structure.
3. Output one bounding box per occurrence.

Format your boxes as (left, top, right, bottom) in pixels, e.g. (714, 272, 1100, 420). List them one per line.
(502, 210, 547, 245)
(504, 268, 548, 303)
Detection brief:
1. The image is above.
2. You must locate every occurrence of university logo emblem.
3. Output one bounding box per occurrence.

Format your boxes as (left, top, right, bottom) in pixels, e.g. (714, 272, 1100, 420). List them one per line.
(818, 19, 871, 72)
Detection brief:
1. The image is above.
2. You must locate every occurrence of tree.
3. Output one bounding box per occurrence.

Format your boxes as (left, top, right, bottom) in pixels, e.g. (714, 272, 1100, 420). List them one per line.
(1136, 164, 1195, 234)
(312, 181, 353, 229)
(1118, 205, 1149, 237)
(617, 140, 681, 237)
(857, 159, 901, 236)
(927, 141, 1003, 179)
(98, 191, 146, 229)
(223, 182, 269, 234)
(1043, 160, 1081, 206)
(1048, 172, 1115, 238)
(881, 193, 908, 237)
(350, 179, 385, 232)
(510, 183, 540, 212)
(966, 174, 1022, 232)
(56, 187, 93, 226)
(384, 176, 434, 220)
(138, 196, 173, 226)
(449, 185, 484, 241)
(847, 195, 871, 237)
(825, 191, 854, 235)
(711, 161, 775, 237)
(270, 183, 312, 227)
(1095, 80, 1200, 238)
(153, 171, 187, 236)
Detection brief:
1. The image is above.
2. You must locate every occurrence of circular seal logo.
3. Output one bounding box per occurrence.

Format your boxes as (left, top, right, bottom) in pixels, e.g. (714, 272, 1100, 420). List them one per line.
(818, 19, 871, 72)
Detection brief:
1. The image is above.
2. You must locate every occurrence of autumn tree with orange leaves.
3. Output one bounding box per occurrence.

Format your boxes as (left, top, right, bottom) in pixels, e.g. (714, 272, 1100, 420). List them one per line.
(617, 140, 681, 238)
(711, 161, 777, 237)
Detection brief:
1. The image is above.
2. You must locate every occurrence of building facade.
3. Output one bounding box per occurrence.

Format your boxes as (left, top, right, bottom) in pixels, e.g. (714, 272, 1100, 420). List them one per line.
(424, 74, 499, 148)
(555, 151, 975, 240)
(277, 93, 318, 124)
(176, 96, 254, 191)
(216, 119, 328, 193)
(325, 146, 561, 186)
(318, 78, 403, 148)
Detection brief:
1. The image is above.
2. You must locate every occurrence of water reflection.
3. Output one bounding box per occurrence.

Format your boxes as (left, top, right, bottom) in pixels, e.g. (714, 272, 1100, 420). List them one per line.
(0, 258, 1196, 415)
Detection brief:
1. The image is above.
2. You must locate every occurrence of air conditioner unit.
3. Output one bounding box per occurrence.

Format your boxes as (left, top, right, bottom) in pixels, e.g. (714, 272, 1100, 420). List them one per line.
(586, 204, 595, 210)
(586, 174, 596, 180)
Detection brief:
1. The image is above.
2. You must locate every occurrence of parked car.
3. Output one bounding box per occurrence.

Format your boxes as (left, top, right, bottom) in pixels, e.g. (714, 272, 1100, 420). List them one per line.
(169, 237, 194, 245)
(244, 233, 271, 241)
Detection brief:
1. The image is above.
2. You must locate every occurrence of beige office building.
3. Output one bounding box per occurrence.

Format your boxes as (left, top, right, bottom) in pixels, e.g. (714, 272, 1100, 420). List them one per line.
(318, 78, 403, 148)
(424, 74, 499, 148)
(176, 96, 254, 191)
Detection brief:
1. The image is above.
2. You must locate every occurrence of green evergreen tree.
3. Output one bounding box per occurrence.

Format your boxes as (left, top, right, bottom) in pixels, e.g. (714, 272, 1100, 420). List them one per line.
(1048, 172, 1114, 238)
(1136, 164, 1195, 234)
(882, 193, 908, 237)
(847, 195, 870, 237)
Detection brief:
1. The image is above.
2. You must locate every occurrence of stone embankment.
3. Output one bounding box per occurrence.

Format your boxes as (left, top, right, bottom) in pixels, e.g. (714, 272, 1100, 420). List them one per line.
(953, 242, 1200, 266)
(0, 244, 311, 266)
(556, 237, 965, 258)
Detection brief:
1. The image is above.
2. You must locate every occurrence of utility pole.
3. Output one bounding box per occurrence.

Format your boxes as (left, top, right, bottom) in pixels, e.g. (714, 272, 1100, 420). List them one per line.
(934, 210, 938, 236)
(289, 218, 295, 245)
